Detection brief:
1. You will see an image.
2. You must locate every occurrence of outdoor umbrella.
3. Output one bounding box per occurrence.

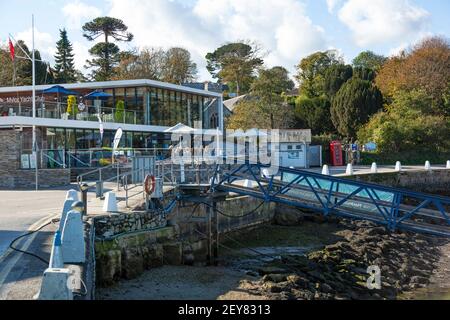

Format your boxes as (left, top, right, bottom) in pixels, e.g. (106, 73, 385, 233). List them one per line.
(85, 90, 113, 116)
(42, 85, 78, 96)
(84, 90, 113, 100)
(41, 85, 78, 118)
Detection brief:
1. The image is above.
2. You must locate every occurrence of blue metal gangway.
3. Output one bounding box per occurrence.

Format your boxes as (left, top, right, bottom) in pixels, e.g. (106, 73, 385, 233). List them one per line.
(210, 162, 450, 237)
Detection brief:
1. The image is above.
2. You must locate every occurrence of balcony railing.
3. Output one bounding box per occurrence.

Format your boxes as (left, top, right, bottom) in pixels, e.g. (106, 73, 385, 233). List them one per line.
(20, 148, 172, 170)
(0, 102, 145, 125)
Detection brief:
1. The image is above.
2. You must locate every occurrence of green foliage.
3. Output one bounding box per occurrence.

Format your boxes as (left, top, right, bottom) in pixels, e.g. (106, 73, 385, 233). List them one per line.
(83, 16, 133, 81)
(54, 29, 77, 83)
(296, 50, 343, 98)
(358, 90, 450, 155)
(352, 51, 386, 71)
(323, 64, 353, 98)
(0, 40, 52, 86)
(162, 47, 198, 84)
(206, 42, 264, 95)
(227, 99, 294, 130)
(66, 95, 77, 118)
(331, 78, 383, 139)
(294, 95, 334, 134)
(115, 100, 125, 122)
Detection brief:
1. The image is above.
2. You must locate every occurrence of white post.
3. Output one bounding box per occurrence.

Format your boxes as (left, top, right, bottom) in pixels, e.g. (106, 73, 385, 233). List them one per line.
(346, 163, 354, 175)
(446, 160, 450, 169)
(395, 161, 402, 172)
(32, 14, 38, 191)
(425, 161, 431, 171)
(371, 162, 378, 173)
(321, 165, 330, 175)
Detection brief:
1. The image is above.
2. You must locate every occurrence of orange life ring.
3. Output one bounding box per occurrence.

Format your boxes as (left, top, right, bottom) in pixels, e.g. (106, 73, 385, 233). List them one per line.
(144, 175, 156, 195)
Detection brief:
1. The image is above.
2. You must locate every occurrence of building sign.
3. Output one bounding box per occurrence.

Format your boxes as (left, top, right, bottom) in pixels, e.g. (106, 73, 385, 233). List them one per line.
(0, 96, 45, 104)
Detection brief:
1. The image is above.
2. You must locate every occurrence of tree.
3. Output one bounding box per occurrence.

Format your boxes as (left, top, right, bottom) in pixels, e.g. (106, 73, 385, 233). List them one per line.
(249, 66, 294, 128)
(323, 64, 353, 98)
(294, 95, 334, 134)
(115, 100, 125, 122)
(296, 50, 343, 98)
(376, 36, 450, 112)
(162, 47, 198, 84)
(113, 47, 165, 81)
(331, 78, 383, 139)
(358, 90, 450, 154)
(352, 51, 386, 71)
(227, 99, 295, 130)
(83, 17, 134, 81)
(0, 40, 51, 86)
(206, 42, 264, 95)
(54, 29, 77, 83)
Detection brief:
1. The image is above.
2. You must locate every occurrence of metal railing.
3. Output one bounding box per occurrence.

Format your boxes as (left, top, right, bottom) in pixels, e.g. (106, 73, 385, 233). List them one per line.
(21, 148, 171, 170)
(0, 102, 145, 125)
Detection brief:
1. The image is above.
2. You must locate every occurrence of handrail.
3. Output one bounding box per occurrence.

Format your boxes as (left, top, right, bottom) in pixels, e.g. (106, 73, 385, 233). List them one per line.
(41, 151, 66, 168)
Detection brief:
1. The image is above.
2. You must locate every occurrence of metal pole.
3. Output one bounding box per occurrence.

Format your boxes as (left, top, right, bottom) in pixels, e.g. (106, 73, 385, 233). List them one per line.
(32, 14, 38, 191)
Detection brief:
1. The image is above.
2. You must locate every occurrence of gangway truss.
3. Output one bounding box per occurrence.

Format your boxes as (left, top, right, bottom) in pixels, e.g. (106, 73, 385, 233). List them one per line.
(210, 162, 450, 237)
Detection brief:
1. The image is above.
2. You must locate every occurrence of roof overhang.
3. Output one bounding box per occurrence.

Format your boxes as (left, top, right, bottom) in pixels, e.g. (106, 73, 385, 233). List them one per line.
(0, 116, 169, 133)
(0, 79, 222, 98)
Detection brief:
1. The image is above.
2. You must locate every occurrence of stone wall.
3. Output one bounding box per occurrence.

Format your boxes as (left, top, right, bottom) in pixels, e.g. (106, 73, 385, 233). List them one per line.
(0, 129, 70, 189)
(94, 195, 276, 287)
(344, 169, 450, 194)
(94, 211, 167, 239)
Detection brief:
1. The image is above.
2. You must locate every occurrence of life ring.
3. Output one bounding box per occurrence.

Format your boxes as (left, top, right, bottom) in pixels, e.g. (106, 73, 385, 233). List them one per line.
(144, 175, 156, 195)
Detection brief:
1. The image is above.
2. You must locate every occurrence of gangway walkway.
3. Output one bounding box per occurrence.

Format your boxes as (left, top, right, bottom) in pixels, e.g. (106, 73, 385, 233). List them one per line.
(211, 162, 450, 237)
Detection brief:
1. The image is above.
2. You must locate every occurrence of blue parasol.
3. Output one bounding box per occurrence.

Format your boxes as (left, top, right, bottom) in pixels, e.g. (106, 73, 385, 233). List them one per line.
(85, 90, 113, 100)
(42, 85, 78, 96)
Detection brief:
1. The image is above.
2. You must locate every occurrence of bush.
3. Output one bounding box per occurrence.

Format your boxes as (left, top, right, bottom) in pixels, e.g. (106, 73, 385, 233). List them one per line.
(115, 100, 125, 122)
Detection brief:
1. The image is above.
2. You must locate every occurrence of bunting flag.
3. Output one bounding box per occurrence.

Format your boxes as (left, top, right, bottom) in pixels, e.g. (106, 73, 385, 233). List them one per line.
(8, 38, 15, 61)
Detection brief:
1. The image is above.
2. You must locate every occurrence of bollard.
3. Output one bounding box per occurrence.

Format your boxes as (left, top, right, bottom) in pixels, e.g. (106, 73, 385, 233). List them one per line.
(49, 231, 64, 269)
(321, 165, 330, 175)
(395, 161, 402, 172)
(345, 163, 354, 175)
(447, 160, 450, 169)
(103, 192, 118, 213)
(425, 161, 431, 171)
(59, 199, 75, 233)
(37, 268, 73, 300)
(80, 183, 89, 216)
(61, 205, 86, 264)
(65, 189, 79, 202)
(371, 162, 378, 174)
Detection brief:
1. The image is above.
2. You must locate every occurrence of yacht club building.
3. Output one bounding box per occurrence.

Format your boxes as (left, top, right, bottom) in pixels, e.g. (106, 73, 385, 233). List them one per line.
(0, 79, 223, 188)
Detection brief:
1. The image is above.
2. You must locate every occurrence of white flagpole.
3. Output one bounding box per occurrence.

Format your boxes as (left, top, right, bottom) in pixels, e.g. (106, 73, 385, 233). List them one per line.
(32, 14, 38, 191)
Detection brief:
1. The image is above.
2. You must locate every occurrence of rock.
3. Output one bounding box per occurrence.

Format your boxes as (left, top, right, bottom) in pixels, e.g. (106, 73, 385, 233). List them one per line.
(163, 242, 183, 265)
(263, 282, 283, 293)
(273, 206, 303, 226)
(121, 248, 144, 280)
(258, 266, 290, 275)
(142, 244, 164, 269)
(97, 249, 121, 286)
(263, 274, 287, 283)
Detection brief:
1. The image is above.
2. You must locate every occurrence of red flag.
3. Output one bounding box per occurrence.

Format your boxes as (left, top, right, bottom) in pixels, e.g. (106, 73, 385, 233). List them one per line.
(8, 38, 15, 61)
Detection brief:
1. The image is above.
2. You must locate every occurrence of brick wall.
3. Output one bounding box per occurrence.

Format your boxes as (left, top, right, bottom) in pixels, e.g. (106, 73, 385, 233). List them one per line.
(0, 129, 70, 189)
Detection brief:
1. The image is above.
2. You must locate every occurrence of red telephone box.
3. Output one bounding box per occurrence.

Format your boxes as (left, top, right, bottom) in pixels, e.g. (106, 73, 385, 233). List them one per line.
(330, 141, 343, 166)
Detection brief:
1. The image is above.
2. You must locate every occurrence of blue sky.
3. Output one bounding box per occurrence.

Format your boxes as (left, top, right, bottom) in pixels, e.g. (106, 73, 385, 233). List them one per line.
(1, 0, 449, 81)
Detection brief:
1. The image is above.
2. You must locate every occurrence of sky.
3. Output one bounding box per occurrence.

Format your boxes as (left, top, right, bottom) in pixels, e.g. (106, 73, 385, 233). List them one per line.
(0, 0, 448, 81)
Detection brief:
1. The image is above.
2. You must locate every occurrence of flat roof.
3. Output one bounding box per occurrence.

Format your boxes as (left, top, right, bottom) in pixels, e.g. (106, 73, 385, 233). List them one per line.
(0, 79, 223, 98)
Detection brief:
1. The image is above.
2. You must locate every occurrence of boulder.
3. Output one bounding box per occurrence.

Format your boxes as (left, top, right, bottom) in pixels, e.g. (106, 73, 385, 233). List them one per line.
(163, 242, 183, 265)
(274, 205, 304, 226)
(121, 247, 144, 280)
(97, 249, 121, 286)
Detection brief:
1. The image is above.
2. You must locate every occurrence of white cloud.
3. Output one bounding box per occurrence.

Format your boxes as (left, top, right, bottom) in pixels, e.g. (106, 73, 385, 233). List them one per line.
(15, 28, 55, 62)
(337, 0, 430, 47)
(326, 0, 342, 13)
(62, 0, 102, 30)
(107, 0, 329, 80)
(72, 41, 91, 71)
